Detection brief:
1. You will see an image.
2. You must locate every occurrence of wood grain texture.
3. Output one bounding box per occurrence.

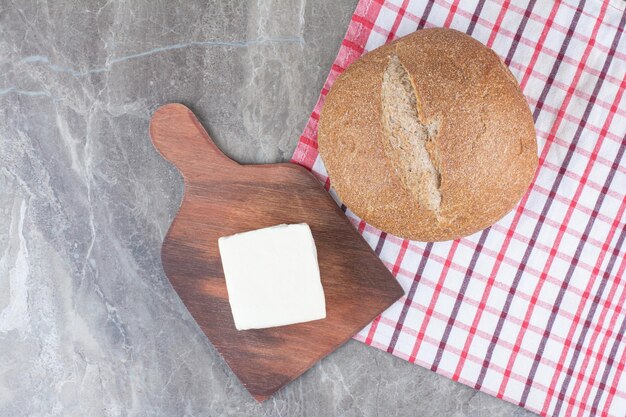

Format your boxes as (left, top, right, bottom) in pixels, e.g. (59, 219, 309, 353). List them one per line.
(149, 103, 404, 401)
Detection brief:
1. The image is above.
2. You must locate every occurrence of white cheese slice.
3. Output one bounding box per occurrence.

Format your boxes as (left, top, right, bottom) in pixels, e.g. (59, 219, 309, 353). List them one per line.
(218, 223, 326, 330)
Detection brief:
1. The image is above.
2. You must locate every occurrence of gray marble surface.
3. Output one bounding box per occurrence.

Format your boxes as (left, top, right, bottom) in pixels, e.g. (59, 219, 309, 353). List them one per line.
(0, 1, 537, 416)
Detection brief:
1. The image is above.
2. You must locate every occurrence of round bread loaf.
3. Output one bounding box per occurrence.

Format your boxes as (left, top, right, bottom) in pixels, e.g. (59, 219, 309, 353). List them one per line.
(318, 28, 538, 241)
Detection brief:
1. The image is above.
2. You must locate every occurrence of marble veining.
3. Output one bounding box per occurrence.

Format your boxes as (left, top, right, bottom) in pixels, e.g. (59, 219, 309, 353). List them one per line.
(0, 1, 535, 416)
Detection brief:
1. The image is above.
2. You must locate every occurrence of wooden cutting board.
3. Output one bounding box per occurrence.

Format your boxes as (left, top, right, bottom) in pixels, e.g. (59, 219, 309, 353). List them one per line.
(150, 103, 404, 401)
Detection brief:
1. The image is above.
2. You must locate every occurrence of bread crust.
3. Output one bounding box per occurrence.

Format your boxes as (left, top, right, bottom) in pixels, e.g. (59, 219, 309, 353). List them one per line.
(318, 28, 538, 241)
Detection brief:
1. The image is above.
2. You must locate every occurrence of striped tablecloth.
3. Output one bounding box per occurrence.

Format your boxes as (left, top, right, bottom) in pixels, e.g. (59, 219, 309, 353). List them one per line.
(291, 1, 626, 415)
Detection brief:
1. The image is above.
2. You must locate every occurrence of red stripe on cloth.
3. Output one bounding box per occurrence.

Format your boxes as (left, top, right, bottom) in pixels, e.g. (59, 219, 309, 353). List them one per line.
(518, 0, 562, 91)
(572, 201, 626, 416)
(370, 23, 393, 39)
(598, 252, 626, 415)
(352, 13, 375, 30)
(391, 239, 410, 275)
(382, 0, 424, 27)
(386, 243, 433, 353)
(408, 241, 460, 362)
(343, 39, 366, 55)
(485, 0, 511, 47)
(363, 319, 381, 346)
(323, 177, 331, 191)
(431, 231, 489, 372)
(502, 0, 536, 65)
(443, 0, 461, 28)
(385, 0, 412, 42)
(542, 43, 625, 416)
(354, 0, 386, 28)
(299, 135, 318, 150)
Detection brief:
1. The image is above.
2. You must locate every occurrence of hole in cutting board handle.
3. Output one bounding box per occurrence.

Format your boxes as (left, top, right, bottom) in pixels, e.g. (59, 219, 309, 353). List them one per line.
(149, 103, 239, 180)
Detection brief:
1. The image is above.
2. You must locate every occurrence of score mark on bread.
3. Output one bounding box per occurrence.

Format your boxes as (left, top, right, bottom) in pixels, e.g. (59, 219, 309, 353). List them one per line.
(381, 55, 442, 216)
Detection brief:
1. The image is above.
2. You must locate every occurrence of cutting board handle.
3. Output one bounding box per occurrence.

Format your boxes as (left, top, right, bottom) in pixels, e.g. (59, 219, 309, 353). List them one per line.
(149, 103, 238, 180)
